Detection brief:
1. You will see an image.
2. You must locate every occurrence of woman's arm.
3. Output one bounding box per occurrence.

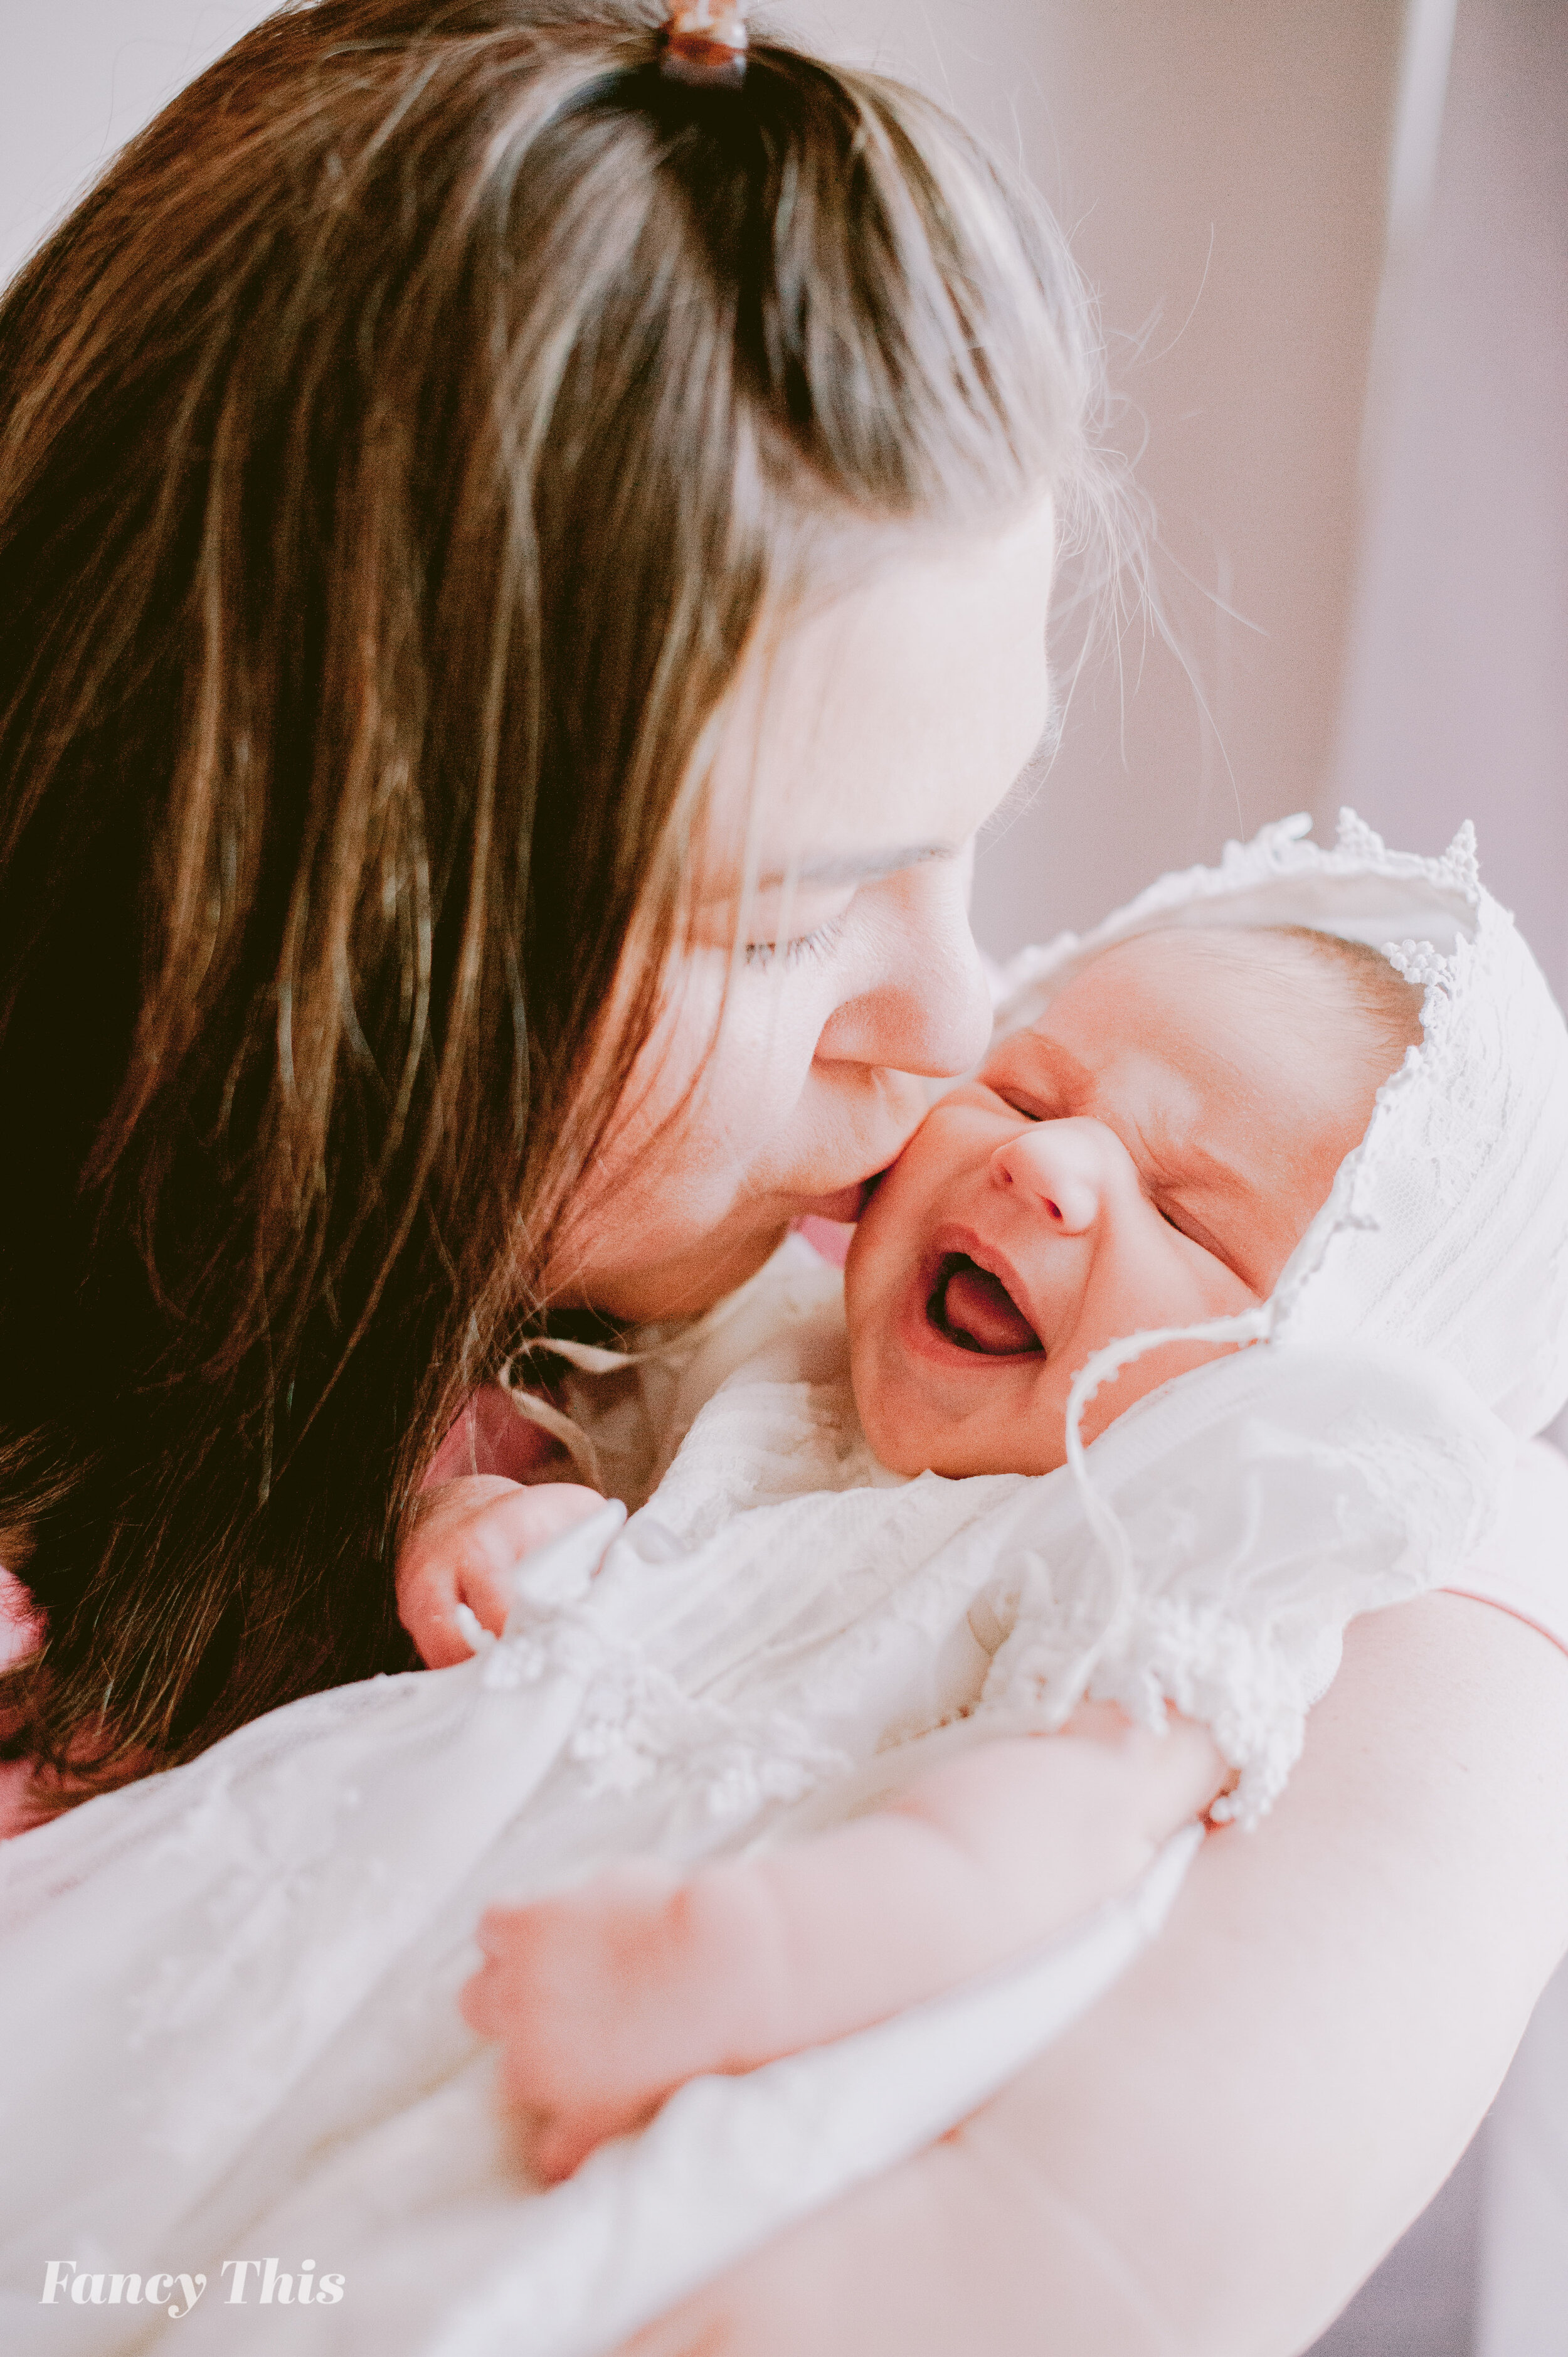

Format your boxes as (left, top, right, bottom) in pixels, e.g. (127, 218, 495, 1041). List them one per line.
(615, 1581, 1568, 2357)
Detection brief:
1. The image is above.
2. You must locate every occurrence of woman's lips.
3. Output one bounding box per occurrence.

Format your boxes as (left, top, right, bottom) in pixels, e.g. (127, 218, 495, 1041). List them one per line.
(929, 1254, 1044, 1355)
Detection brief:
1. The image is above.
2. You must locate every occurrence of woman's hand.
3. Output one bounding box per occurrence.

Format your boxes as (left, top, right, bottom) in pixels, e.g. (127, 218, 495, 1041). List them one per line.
(612, 1452, 1568, 2357)
(396, 1477, 605, 1668)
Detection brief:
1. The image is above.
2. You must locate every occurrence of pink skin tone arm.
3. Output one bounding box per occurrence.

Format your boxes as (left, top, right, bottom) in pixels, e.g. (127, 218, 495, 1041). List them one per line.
(462, 1705, 1231, 2183)
(403, 1476, 1229, 2184)
(401, 1472, 1229, 2187)
(610, 1555, 1568, 2357)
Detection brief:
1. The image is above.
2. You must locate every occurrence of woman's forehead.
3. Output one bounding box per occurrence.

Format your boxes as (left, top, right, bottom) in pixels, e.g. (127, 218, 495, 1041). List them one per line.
(699, 503, 1057, 886)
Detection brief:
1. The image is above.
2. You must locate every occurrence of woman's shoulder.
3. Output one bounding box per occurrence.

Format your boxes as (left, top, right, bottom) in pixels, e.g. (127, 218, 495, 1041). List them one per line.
(1441, 1435, 1568, 1656)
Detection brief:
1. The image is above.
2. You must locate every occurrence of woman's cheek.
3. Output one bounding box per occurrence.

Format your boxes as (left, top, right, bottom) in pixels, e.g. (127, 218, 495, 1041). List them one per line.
(641, 950, 806, 1152)
(711, 972, 836, 1132)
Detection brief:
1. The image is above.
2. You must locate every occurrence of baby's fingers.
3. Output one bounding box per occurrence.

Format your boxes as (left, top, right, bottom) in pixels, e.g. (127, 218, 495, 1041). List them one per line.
(522, 2111, 598, 2188)
(400, 1567, 480, 1670)
(1131, 1711, 1236, 1833)
(458, 1913, 522, 2037)
(1160, 1712, 1237, 1822)
(470, 1482, 610, 1567)
(516, 2095, 662, 2186)
(454, 1484, 612, 1639)
(1054, 1701, 1236, 1834)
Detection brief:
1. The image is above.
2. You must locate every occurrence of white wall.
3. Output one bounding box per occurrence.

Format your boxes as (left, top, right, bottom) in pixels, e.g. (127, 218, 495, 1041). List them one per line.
(1335, 0, 1568, 1010)
(788, 0, 1408, 959)
(8, 0, 1410, 970)
(0, 4, 277, 290)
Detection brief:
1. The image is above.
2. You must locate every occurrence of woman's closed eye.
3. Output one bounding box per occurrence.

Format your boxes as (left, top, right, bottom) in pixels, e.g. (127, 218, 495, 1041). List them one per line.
(742, 916, 847, 970)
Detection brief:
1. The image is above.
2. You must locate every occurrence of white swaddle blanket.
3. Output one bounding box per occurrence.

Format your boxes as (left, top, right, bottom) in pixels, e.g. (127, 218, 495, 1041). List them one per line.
(3, 812, 1565, 2356)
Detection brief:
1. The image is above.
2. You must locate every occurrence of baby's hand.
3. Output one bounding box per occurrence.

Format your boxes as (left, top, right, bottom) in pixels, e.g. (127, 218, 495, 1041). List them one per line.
(460, 1708, 1234, 2182)
(396, 1478, 607, 1668)
(462, 1863, 738, 2184)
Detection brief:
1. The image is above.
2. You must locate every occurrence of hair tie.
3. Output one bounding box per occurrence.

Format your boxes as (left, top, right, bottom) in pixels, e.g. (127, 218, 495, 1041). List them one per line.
(661, 1, 749, 87)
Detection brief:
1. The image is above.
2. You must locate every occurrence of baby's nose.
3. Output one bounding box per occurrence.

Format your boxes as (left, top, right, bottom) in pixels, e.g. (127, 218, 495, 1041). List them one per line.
(988, 1120, 1106, 1234)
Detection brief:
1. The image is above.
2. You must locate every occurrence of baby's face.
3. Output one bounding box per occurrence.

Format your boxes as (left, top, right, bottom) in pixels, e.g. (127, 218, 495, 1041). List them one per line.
(845, 928, 1395, 1477)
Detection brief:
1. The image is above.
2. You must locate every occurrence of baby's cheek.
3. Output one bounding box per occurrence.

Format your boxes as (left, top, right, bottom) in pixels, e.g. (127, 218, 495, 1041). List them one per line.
(845, 1322, 893, 1447)
(1005, 1370, 1073, 1475)
(1076, 1334, 1239, 1445)
(846, 1327, 927, 1476)
(860, 1393, 921, 1474)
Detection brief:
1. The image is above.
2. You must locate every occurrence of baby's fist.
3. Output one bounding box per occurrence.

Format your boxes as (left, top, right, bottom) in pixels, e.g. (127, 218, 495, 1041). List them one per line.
(462, 1863, 701, 2183)
(397, 1478, 606, 1668)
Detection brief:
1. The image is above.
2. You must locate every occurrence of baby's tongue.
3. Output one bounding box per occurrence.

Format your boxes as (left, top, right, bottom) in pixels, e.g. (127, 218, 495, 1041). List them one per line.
(942, 1262, 1041, 1354)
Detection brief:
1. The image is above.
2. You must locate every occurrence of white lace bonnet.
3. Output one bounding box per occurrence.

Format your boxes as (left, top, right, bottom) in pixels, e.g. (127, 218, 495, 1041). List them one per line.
(989, 809, 1568, 1441)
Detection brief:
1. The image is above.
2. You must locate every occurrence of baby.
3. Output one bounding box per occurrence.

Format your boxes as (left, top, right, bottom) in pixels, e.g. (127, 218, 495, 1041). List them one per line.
(3, 819, 1553, 2356)
(402, 917, 1426, 2181)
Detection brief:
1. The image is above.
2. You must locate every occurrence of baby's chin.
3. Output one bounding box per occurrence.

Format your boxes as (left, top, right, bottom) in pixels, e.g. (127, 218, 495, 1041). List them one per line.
(845, 1233, 1074, 1477)
(852, 1354, 1070, 1481)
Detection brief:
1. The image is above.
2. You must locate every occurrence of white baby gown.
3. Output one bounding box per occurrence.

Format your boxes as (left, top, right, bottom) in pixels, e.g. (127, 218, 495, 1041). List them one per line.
(3, 812, 1566, 2357)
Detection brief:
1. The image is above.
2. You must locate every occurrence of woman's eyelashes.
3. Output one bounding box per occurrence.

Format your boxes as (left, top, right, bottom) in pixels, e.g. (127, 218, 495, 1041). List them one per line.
(742, 915, 848, 971)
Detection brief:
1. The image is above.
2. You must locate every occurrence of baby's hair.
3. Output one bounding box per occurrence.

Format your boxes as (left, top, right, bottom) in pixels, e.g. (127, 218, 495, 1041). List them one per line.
(1273, 927, 1427, 1073)
(1095, 922, 1425, 1097)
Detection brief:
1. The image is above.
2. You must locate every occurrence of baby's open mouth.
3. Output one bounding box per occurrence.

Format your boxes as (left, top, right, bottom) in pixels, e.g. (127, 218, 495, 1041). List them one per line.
(926, 1253, 1044, 1356)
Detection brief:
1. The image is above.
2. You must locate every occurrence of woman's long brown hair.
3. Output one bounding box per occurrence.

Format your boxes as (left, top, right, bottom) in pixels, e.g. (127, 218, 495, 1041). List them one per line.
(0, 0, 1094, 1792)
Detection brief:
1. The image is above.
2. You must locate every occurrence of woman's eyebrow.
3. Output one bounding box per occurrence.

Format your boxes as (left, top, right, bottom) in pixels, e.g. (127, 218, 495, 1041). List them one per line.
(756, 843, 954, 890)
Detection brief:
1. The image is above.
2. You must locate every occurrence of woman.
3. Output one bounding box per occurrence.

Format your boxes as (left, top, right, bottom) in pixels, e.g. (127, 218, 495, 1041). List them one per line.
(1, 5, 1564, 2349)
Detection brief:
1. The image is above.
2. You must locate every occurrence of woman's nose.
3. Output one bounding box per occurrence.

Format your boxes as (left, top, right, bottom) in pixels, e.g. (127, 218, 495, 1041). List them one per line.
(989, 1120, 1108, 1233)
(817, 857, 994, 1078)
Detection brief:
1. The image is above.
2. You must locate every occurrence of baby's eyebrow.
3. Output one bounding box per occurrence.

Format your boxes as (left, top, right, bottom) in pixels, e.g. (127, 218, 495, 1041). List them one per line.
(1143, 1101, 1251, 1193)
(988, 1029, 1097, 1108)
(1004, 1030, 1256, 1198)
